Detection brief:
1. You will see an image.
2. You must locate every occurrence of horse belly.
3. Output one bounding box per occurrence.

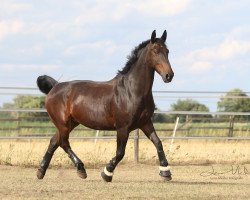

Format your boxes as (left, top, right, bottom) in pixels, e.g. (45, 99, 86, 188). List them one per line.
(71, 97, 115, 130)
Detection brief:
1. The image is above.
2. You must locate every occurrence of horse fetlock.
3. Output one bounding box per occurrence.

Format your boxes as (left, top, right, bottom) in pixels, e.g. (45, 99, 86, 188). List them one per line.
(106, 161, 116, 171)
(76, 162, 84, 170)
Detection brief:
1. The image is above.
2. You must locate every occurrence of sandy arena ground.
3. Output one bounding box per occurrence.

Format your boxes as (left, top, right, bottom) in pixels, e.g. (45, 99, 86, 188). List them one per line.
(0, 163, 249, 200)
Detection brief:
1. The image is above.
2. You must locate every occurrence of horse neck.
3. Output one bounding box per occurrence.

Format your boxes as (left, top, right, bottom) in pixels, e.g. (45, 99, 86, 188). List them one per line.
(126, 51, 155, 97)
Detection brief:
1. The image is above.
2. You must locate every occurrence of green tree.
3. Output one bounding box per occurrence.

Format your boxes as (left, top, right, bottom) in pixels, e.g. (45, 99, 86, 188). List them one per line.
(170, 99, 211, 122)
(217, 88, 250, 112)
(2, 95, 46, 118)
(217, 88, 250, 120)
(152, 106, 173, 123)
(153, 111, 173, 123)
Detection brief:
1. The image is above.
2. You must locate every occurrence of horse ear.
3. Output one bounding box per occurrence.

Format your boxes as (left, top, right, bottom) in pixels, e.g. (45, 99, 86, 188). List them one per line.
(151, 30, 156, 43)
(161, 30, 167, 42)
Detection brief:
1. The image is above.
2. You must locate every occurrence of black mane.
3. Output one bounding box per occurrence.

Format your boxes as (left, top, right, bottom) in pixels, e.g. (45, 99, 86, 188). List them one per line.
(117, 39, 151, 75)
(117, 38, 167, 75)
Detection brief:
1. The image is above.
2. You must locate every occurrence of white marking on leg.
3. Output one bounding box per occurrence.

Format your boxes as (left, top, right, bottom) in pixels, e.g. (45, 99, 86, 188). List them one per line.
(104, 167, 113, 176)
(159, 166, 170, 171)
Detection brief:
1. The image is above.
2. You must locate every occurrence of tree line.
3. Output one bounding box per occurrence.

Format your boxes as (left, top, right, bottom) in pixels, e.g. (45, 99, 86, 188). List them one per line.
(154, 88, 250, 122)
(1, 88, 250, 122)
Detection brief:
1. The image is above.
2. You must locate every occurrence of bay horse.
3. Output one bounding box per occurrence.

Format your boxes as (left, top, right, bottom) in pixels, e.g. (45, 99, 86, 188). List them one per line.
(36, 30, 174, 182)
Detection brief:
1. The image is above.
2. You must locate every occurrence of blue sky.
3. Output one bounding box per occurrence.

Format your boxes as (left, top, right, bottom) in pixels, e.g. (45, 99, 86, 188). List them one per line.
(0, 0, 250, 111)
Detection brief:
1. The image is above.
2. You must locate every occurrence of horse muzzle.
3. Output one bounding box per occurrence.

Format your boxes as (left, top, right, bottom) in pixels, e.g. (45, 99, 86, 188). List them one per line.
(161, 73, 174, 83)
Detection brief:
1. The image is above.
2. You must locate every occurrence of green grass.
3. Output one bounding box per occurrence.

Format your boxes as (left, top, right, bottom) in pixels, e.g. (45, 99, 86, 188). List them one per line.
(0, 117, 250, 137)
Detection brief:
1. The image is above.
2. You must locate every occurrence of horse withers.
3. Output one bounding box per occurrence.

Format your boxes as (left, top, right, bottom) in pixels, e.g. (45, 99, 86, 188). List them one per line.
(36, 30, 174, 182)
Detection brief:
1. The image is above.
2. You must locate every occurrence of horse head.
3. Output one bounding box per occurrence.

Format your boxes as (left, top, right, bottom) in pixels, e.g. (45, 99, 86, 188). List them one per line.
(147, 30, 174, 83)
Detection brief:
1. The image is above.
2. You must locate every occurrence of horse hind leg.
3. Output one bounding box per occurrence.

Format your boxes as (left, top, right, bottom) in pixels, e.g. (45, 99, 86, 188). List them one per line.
(37, 118, 86, 179)
(59, 125, 87, 179)
(37, 133, 60, 179)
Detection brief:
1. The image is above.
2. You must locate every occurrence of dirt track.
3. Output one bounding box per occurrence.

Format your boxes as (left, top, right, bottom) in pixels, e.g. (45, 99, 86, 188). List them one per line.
(0, 163, 249, 200)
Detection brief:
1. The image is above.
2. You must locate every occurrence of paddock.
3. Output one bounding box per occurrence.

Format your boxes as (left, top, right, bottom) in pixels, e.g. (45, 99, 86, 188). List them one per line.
(0, 164, 249, 199)
(0, 139, 249, 199)
(0, 88, 250, 199)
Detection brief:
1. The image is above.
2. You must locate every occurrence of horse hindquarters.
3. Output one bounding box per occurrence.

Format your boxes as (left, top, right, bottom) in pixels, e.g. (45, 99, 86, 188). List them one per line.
(37, 87, 87, 179)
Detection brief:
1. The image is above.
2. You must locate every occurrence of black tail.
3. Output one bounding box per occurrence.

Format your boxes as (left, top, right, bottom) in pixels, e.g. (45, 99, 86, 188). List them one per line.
(37, 75, 58, 94)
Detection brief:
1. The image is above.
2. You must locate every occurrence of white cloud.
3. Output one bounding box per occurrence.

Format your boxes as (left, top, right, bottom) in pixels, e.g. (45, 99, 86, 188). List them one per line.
(64, 40, 118, 56)
(0, 20, 24, 40)
(188, 39, 250, 61)
(182, 36, 250, 73)
(74, 2, 129, 25)
(190, 61, 212, 72)
(17, 44, 45, 57)
(0, 64, 59, 72)
(0, 1, 32, 15)
(217, 39, 250, 59)
(230, 26, 250, 39)
(75, 0, 192, 25)
(132, 0, 192, 17)
(0, 1, 192, 42)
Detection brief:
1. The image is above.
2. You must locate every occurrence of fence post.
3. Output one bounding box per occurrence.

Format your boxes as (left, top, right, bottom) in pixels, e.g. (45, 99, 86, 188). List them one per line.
(17, 112, 20, 136)
(134, 129, 139, 163)
(228, 115, 235, 137)
(169, 117, 179, 152)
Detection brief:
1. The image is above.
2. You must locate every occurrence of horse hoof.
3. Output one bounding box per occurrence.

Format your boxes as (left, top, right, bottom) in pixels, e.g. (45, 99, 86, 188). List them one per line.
(77, 169, 87, 179)
(159, 170, 172, 181)
(101, 172, 112, 182)
(162, 175, 172, 181)
(37, 168, 45, 179)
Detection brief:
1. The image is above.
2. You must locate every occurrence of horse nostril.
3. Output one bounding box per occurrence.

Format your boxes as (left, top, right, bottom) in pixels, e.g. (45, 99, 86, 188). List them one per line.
(166, 73, 174, 82)
(166, 74, 171, 81)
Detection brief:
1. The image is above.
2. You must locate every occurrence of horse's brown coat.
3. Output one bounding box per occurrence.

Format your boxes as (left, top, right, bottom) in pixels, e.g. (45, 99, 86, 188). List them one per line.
(36, 30, 174, 181)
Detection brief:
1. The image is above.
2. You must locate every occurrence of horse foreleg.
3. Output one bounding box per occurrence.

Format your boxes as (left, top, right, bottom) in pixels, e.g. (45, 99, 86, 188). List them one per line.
(141, 121, 172, 181)
(101, 128, 129, 182)
(37, 133, 59, 179)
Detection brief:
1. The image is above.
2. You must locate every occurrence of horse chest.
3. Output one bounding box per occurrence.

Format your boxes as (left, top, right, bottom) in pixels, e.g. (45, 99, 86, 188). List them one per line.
(113, 94, 154, 129)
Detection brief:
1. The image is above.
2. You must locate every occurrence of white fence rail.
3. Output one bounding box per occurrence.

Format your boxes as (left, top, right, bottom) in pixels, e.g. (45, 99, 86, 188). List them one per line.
(1, 88, 250, 163)
(1, 87, 250, 140)
(0, 109, 250, 139)
(1, 108, 250, 116)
